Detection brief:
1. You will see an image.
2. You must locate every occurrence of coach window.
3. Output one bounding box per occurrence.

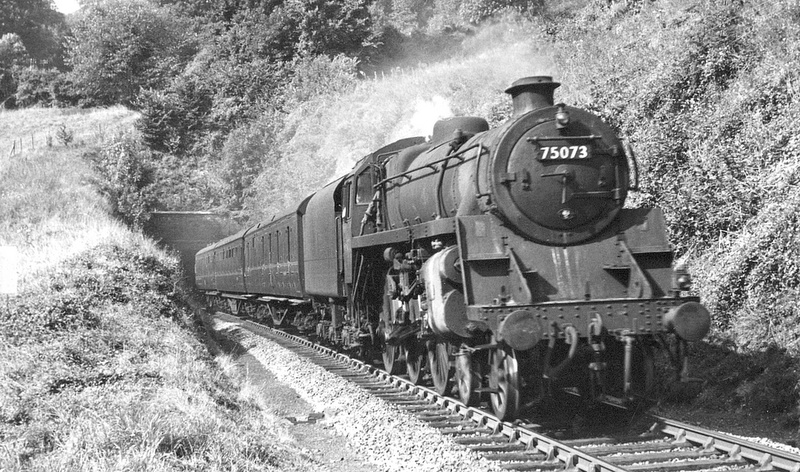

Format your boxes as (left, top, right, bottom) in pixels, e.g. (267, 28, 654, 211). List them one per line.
(286, 226, 291, 262)
(277, 230, 281, 262)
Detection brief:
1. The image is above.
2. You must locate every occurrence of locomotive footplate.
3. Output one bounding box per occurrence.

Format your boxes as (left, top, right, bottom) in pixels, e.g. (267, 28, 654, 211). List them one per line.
(467, 297, 709, 349)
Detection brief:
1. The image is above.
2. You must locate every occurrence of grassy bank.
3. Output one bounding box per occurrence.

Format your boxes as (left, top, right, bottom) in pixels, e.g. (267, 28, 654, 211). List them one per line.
(0, 108, 314, 469)
(0, 107, 138, 281)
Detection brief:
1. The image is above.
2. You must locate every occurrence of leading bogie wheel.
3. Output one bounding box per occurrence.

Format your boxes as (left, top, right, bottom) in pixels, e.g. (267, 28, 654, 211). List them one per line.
(428, 342, 453, 395)
(455, 346, 480, 406)
(489, 344, 520, 420)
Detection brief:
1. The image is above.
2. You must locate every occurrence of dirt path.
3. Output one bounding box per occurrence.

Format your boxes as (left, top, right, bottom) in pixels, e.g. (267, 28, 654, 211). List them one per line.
(205, 326, 373, 472)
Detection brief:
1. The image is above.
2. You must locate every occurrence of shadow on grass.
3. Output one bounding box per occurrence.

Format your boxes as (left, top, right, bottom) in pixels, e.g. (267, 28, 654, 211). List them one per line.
(682, 341, 800, 430)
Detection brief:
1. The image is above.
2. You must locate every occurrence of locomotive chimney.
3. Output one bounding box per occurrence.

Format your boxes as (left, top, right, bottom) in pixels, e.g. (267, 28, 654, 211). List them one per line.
(505, 76, 561, 118)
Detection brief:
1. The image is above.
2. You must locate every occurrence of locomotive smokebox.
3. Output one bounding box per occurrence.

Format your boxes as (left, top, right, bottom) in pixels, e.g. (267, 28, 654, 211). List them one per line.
(505, 76, 561, 118)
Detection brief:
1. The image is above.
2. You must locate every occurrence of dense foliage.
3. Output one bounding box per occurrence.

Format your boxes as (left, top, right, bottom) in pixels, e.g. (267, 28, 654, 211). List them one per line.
(66, 0, 198, 106)
(0, 0, 66, 66)
(0, 0, 68, 106)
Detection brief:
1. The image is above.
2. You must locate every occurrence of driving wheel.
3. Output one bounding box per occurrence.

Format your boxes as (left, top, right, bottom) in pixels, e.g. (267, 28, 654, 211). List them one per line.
(428, 342, 452, 395)
(405, 340, 425, 385)
(382, 341, 403, 375)
(380, 271, 405, 375)
(455, 347, 480, 406)
(489, 344, 520, 420)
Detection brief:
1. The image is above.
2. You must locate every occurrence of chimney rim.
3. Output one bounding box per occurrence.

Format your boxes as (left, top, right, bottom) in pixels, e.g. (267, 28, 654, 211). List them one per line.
(505, 76, 561, 96)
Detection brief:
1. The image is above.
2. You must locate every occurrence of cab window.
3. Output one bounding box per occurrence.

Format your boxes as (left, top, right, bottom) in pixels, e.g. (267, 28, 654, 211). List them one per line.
(355, 168, 373, 204)
(341, 181, 351, 219)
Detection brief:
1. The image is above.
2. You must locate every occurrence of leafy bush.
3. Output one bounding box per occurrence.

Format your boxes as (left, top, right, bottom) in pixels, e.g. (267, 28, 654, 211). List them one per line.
(0, 33, 28, 68)
(12, 66, 77, 107)
(84, 135, 156, 228)
(135, 56, 288, 156)
(66, 0, 197, 106)
(135, 84, 214, 155)
(0, 244, 181, 345)
(0, 0, 67, 67)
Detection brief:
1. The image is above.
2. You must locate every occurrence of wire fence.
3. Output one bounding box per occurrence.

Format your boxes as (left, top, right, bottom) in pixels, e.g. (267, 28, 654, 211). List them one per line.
(6, 128, 72, 157)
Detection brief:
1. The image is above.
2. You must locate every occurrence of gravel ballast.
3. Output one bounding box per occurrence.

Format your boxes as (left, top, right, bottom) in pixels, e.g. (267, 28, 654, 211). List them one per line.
(208, 313, 502, 472)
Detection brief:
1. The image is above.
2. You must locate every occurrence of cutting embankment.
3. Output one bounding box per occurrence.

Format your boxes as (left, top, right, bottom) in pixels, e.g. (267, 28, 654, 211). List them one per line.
(0, 107, 323, 471)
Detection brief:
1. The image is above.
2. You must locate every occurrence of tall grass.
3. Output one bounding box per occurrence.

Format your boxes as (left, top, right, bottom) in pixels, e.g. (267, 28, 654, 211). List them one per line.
(0, 107, 315, 470)
(0, 107, 139, 287)
(0, 107, 137, 161)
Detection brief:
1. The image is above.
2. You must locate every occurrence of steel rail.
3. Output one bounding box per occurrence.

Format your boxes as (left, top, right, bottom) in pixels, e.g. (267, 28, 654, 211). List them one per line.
(651, 415, 800, 472)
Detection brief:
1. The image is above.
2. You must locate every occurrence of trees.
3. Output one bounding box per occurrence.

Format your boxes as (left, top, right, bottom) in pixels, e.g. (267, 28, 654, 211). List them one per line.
(66, 0, 198, 106)
(0, 1, 68, 107)
(0, 0, 66, 67)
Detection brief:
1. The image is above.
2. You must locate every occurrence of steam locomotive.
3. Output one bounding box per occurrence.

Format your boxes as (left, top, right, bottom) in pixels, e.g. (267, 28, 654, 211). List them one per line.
(195, 77, 710, 420)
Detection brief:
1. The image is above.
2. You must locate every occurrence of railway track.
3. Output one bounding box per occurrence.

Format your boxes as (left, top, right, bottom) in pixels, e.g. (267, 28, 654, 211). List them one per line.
(220, 312, 800, 472)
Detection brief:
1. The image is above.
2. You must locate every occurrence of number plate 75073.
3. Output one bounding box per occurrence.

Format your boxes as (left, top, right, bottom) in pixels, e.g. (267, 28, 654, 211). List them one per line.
(539, 145, 592, 160)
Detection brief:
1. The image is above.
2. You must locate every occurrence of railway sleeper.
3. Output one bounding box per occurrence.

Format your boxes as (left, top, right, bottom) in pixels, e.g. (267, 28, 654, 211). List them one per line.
(466, 443, 529, 453)
(604, 448, 724, 465)
(416, 414, 463, 423)
(482, 451, 549, 462)
(395, 404, 444, 412)
(349, 379, 390, 387)
(580, 439, 691, 455)
(360, 387, 404, 394)
(624, 457, 749, 472)
(496, 462, 566, 471)
(455, 435, 519, 446)
(373, 393, 419, 401)
(562, 432, 663, 447)
(384, 398, 430, 405)
(440, 427, 495, 436)
(425, 419, 479, 428)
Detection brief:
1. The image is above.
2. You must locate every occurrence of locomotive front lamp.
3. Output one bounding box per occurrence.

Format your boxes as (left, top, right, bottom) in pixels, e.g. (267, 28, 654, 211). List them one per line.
(673, 265, 692, 291)
(555, 104, 570, 129)
(676, 273, 692, 290)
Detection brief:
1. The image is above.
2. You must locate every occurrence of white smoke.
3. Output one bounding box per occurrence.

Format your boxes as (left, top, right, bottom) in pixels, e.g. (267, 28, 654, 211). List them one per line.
(390, 96, 454, 142)
(272, 15, 562, 193)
